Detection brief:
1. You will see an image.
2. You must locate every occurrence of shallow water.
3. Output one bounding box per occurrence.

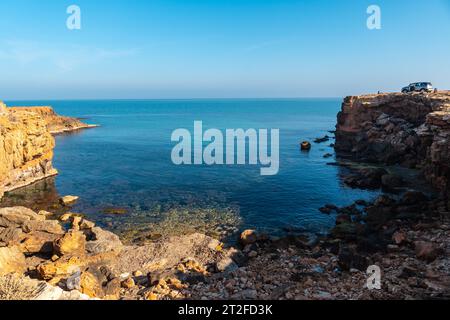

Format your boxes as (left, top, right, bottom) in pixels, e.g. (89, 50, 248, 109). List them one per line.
(2, 99, 382, 240)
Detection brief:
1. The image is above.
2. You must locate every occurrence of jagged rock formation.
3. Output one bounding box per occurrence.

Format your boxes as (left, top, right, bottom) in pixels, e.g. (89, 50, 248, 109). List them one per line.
(0, 104, 57, 200)
(1, 102, 97, 200)
(9, 106, 98, 134)
(335, 91, 450, 194)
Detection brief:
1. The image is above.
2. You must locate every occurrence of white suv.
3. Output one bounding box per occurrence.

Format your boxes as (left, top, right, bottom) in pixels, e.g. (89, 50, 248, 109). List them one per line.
(402, 82, 433, 93)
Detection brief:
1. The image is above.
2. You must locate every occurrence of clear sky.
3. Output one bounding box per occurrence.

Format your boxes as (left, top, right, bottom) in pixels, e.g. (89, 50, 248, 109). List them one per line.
(0, 0, 449, 99)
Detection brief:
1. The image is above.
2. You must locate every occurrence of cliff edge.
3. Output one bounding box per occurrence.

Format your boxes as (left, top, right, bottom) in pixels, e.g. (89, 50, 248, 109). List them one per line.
(335, 91, 450, 193)
(0, 102, 97, 199)
(9, 106, 98, 134)
(0, 102, 57, 199)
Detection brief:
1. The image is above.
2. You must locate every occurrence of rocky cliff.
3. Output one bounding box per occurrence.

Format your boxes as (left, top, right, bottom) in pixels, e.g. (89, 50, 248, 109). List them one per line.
(1, 102, 98, 199)
(0, 104, 57, 200)
(9, 106, 98, 134)
(335, 91, 450, 193)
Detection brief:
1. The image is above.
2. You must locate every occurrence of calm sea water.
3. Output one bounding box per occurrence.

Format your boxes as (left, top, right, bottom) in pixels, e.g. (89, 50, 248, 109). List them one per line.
(3, 99, 381, 240)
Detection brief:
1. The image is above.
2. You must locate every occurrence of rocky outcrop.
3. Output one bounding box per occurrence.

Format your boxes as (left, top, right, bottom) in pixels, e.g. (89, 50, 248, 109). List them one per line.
(1, 101, 97, 200)
(9, 106, 98, 135)
(335, 91, 450, 194)
(0, 104, 58, 200)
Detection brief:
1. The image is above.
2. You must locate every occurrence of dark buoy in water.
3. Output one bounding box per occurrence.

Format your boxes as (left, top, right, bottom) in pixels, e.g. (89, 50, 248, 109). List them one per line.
(300, 141, 311, 151)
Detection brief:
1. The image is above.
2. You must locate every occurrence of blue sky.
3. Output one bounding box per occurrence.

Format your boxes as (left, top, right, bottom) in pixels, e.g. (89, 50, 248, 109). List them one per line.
(0, 0, 449, 99)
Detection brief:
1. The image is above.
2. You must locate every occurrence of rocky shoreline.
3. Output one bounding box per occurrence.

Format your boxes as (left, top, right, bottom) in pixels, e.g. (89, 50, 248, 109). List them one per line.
(1, 93, 449, 300)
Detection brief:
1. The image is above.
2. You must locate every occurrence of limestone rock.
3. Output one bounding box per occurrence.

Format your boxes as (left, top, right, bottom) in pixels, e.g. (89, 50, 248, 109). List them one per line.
(0, 227, 23, 246)
(0, 246, 27, 276)
(19, 231, 60, 254)
(0, 207, 44, 227)
(22, 220, 64, 234)
(84, 227, 123, 254)
(37, 256, 85, 280)
(54, 230, 86, 256)
(60, 195, 79, 206)
(79, 271, 104, 298)
(0, 106, 58, 200)
(335, 92, 450, 194)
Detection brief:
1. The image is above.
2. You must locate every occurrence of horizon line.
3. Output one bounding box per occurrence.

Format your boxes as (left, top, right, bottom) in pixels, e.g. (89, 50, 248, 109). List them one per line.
(4, 96, 346, 102)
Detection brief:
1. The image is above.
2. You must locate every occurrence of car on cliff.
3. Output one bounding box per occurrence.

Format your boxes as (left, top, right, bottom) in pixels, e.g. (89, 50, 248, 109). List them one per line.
(402, 82, 433, 93)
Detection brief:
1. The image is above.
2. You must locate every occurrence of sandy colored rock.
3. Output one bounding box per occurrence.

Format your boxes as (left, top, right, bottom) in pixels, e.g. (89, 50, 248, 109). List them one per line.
(0, 227, 23, 246)
(9, 106, 98, 135)
(0, 106, 57, 200)
(54, 230, 86, 256)
(121, 277, 135, 289)
(79, 271, 103, 298)
(19, 231, 60, 254)
(60, 195, 79, 206)
(80, 219, 95, 230)
(84, 227, 123, 254)
(0, 246, 27, 276)
(0, 207, 44, 227)
(22, 220, 64, 234)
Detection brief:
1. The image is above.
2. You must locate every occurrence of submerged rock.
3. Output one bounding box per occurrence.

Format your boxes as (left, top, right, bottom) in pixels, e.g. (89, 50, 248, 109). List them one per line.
(60, 196, 79, 206)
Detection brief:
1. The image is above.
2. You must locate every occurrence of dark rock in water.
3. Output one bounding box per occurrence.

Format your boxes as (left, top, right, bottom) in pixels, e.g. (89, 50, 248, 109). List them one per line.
(319, 207, 332, 214)
(337, 204, 361, 216)
(319, 204, 338, 214)
(102, 207, 128, 215)
(314, 135, 330, 144)
(323, 153, 333, 159)
(300, 141, 312, 151)
(355, 199, 369, 206)
(381, 174, 404, 189)
(325, 204, 338, 211)
(343, 167, 388, 189)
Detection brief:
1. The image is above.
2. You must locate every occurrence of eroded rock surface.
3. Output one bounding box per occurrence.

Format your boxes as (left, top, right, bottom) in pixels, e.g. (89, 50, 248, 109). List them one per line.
(335, 92, 450, 194)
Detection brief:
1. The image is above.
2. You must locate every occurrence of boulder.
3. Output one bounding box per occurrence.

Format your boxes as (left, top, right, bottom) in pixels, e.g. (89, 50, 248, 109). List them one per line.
(54, 230, 86, 256)
(0, 246, 27, 276)
(84, 227, 123, 254)
(0, 207, 44, 227)
(216, 257, 239, 273)
(414, 241, 443, 262)
(0, 227, 23, 246)
(79, 271, 104, 298)
(19, 231, 60, 254)
(60, 196, 79, 206)
(37, 256, 85, 280)
(300, 141, 311, 151)
(239, 230, 257, 246)
(22, 220, 64, 235)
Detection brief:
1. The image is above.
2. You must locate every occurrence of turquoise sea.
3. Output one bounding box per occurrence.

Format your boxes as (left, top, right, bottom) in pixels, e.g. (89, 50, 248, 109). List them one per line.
(2, 99, 381, 241)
